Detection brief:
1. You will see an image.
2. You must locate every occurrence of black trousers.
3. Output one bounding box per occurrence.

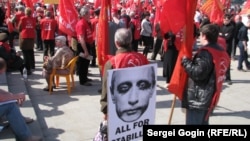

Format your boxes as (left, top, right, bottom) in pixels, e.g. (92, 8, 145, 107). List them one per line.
(151, 38, 163, 60)
(43, 39, 55, 57)
(76, 43, 91, 84)
(22, 49, 35, 71)
(90, 42, 97, 66)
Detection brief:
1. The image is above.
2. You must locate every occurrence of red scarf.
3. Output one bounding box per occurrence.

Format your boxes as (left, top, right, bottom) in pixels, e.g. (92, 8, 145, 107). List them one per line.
(0, 42, 11, 53)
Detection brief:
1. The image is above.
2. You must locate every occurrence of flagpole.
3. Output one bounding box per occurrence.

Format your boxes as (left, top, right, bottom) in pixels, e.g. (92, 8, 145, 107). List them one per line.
(168, 95, 176, 125)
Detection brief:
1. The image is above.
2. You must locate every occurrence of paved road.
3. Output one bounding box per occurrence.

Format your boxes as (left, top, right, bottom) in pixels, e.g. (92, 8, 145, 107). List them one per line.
(1, 46, 250, 141)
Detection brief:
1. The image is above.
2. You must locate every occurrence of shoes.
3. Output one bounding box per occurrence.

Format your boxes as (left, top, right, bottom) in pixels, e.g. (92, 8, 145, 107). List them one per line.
(237, 69, 246, 72)
(23, 116, 34, 124)
(225, 80, 232, 85)
(80, 82, 92, 86)
(25, 136, 42, 141)
(90, 64, 97, 67)
(87, 78, 93, 82)
(43, 86, 55, 91)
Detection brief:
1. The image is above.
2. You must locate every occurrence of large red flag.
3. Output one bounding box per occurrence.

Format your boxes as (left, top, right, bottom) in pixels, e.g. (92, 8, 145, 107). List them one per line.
(97, 0, 111, 75)
(240, 0, 250, 15)
(160, 0, 187, 34)
(58, 0, 78, 37)
(210, 0, 224, 26)
(168, 0, 197, 100)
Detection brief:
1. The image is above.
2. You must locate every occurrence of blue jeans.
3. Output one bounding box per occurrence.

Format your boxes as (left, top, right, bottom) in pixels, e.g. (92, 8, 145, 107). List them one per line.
(237, 41, 250, 70)
(0, 103, 32, 140)
(186, 109, 209, 125)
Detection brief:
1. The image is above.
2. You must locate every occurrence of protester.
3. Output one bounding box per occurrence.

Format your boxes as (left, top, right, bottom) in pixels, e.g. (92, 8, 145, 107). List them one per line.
(140, 11, 152, 57)
(0, 32, 24, 73)
(100, 28, 149, 121)
(18, 7, 36, 75)
(42, 36, 74, 91)
(40, 11, 58, 58)
(150, 22, 163, 60)
(75, 6, 94, 86)
(181, 24, 230, 125)
(237, 19, 250, 71)
(0, 57, 42, 141)
(219, 14, 235, 85)
(129, 11, 141, 52)
(162, 31, 179, 85)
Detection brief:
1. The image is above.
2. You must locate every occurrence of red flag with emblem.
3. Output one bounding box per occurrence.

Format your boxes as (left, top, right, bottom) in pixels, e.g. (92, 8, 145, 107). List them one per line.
(97, 0, 111, 76)
(58, 0, 78, 37)
(168, 0, 198, 100)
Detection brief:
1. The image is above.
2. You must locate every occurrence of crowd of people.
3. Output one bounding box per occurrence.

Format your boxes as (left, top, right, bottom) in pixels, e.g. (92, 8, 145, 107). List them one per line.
(0, 0, 250, 140)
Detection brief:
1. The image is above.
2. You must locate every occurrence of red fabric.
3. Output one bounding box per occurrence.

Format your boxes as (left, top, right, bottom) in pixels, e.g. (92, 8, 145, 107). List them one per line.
(58, 0, 78, 37)
(200, 47, 230, 120)
(0, 42, 11, 53)
(200, 0, 213, 16)
(168, 0, 197, 100)
(110, 52, 149, 69)
(19, 16, 36, 38)
(23, 0, 33, 10)
(210, 0, 224, 26)
(125, 0, 134, 8)
(217, 36, 227, 50)
(130, 18, 141, 40)
(90, 17, 99, 41)
(221, 0, 231, 9)
(6, 1, 11, 18)
(7, 19, 14, 33)
(40, 18, 58, 40)
(75, 18, 94, 44)
(240, 0, 250, 15)
(94, 0, 101, 9)
(160, 0, 187, 34)
(97, 0, 111, 76)
(14, 11, 25, 29)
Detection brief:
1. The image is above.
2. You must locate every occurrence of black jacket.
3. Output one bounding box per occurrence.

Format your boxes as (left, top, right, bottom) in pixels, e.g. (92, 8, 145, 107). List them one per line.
(181, 44, 224, 110)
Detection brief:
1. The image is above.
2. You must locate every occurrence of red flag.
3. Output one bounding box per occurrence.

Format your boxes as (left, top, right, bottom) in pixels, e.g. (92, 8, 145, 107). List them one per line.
(94, 0, 101, 9)
(97, 0, 111, 75)
(200, 0, 213, 15)
(168, 0, 198, 100)
(210, 0, 224, 26)
(6, 0, 11, 18)
(240, 0, 250, 15)
(23, 0, 33, 9)
(160, 0, 187, 34)
(58, 0, 78, 37)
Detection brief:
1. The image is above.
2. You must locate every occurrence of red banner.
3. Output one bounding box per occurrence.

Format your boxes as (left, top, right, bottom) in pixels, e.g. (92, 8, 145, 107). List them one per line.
(58, 0, 78, 36)
(160, 0, 186, 34)
(168, 0, 198, 100)
(97, 0, 111, 75)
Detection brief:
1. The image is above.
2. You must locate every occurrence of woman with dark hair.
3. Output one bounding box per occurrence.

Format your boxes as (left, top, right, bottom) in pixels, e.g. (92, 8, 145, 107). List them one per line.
(162, 31, 179, 84)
